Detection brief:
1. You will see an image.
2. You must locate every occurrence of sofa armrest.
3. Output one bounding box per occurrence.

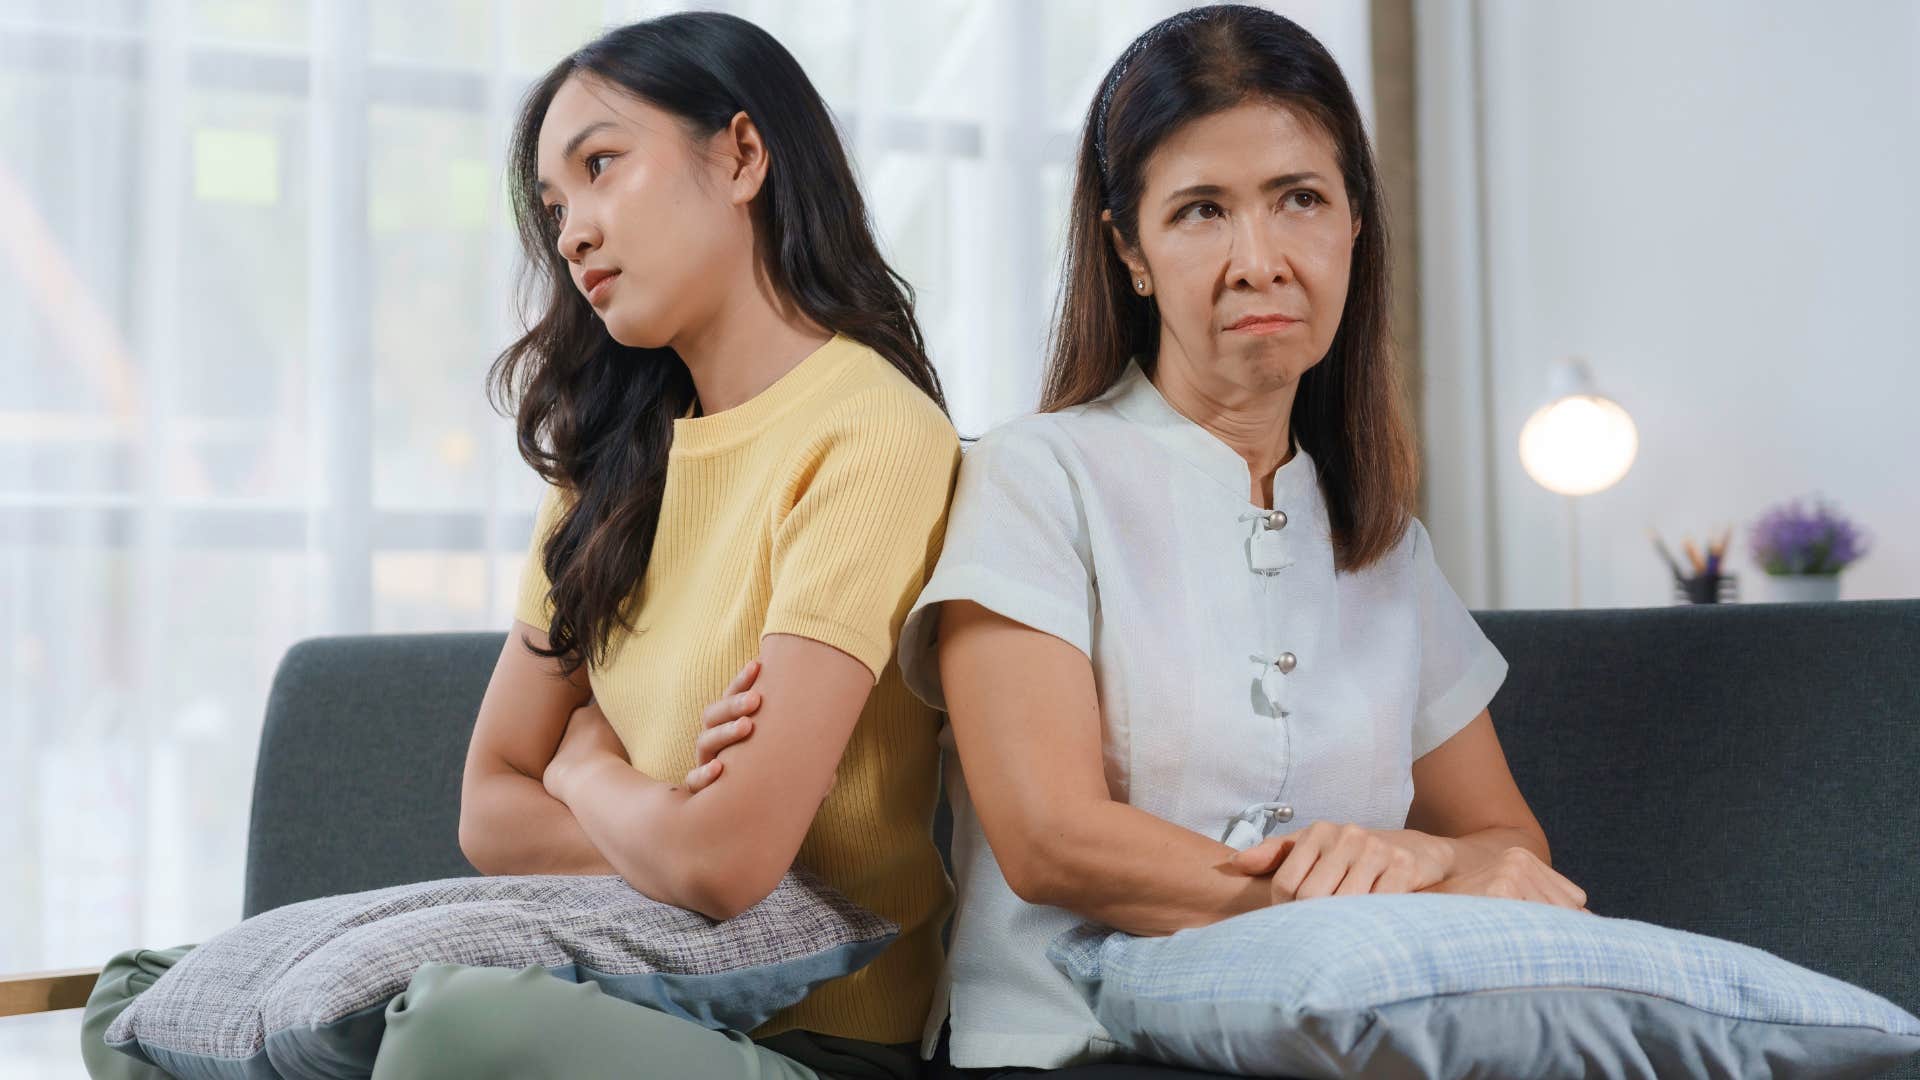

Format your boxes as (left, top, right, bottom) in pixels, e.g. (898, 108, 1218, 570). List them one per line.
(0, 967, 101, 1017)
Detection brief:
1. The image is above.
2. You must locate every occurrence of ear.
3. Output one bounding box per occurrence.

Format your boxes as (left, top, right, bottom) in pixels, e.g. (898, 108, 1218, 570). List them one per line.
(1351, 211, 1363, 242)
(721, 111, 769, 205)
(1103, 208, 1152, 296)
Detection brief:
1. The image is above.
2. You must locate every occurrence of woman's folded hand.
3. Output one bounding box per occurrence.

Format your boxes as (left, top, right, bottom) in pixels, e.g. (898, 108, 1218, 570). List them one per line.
(685, 659, 764, 793)
(1229, 822, 1452, 903)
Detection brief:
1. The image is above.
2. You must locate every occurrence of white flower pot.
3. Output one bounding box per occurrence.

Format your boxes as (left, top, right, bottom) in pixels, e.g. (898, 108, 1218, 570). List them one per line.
(1762, 574, 1842, 603)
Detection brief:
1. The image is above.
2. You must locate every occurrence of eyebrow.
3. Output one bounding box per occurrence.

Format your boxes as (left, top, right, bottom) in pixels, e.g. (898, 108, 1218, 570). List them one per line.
(535, 121, 619, 196)
(1162, 172, 1327, 206)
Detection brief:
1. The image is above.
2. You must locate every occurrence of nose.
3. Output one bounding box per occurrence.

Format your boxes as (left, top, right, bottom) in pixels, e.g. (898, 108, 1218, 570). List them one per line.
(555, 207, 600, 264)
(1225, 213, 1290, 290)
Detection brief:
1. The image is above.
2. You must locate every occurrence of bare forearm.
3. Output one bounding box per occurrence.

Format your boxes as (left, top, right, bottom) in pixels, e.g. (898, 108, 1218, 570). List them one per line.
(459, 770, 618, 876)
(553, 756, 739, 917)
(1020, 800, 1270, 937)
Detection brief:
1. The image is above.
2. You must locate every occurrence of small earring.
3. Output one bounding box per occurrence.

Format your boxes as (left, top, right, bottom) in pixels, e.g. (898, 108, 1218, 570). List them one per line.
(1135, 279, 1146, 292)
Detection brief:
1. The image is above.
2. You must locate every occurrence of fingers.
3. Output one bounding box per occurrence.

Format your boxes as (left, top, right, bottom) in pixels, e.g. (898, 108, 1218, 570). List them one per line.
(700, 687, 762, 729)
(1298, 826, 1373, 900)
(1536, 865, 1588, 912)
(1492, 849, 1587, 911)
(1270, 839, 1318, 902)
(723, 658, 762, 696)
(693, 714, 755, 767)
(1230, 836, 1289, 875)
(687, 663, 766, 775)
(1500, 848, 1584, 911)
(1329, 856, 1387, 897)
(1333, 844, 1400, 897)
(1282, 822, 1374, 899)
(698, 688, 762, 742)
(1551, 867, 1588, 910)
(1373, 862, 1421, 895)
(1372, 846, 1427, 895)
(683, 759, 723, 793)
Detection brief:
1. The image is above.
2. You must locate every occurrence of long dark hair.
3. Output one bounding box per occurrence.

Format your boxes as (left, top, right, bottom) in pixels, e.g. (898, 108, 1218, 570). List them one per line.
(490, 11, 948, 677)
(1045, 3, 1417, 573)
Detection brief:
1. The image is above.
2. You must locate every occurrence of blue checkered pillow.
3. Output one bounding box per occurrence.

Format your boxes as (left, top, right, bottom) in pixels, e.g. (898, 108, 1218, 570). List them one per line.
(1049, 893, 1920, 1078)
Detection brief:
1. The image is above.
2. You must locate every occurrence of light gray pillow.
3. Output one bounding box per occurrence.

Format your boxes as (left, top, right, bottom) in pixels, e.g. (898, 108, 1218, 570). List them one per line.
(105, 871, 896, 1080)
(1049, 893, 1920, 1079)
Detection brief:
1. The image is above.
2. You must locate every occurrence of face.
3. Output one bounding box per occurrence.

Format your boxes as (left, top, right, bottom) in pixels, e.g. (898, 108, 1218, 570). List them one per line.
(534, 73, 766, 348)
(1113, 100, 1361, 397)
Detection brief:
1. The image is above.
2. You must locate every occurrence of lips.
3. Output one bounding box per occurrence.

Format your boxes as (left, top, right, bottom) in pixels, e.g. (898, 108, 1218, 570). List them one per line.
(582, 268, 620, 300)
(1227, 313, 1302, 331)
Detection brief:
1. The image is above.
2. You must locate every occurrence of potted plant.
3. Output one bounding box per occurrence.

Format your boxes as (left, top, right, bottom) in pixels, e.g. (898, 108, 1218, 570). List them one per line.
(1748, 496, 1870, 602)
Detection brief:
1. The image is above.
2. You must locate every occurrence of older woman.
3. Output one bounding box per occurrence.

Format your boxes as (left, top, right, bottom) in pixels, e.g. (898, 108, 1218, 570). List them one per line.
(894, 5, 1588, 1073)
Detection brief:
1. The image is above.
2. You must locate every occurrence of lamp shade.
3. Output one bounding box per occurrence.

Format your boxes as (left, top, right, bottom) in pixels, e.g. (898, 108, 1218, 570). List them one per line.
(1518, 359, 1638, 496)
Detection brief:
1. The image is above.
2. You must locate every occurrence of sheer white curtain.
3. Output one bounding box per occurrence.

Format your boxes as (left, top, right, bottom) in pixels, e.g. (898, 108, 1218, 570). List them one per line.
(0, 0, 1367, 1072)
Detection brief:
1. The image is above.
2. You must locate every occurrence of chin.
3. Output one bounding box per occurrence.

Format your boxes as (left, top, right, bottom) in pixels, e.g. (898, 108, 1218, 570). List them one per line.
(1228, 341, 1308, 387)
(599, 308, 673, 350)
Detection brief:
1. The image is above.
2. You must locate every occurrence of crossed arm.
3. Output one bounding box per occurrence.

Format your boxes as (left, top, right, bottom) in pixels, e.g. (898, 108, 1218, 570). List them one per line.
(457, 620, 873, 921)
(932, 599, 1584, 935)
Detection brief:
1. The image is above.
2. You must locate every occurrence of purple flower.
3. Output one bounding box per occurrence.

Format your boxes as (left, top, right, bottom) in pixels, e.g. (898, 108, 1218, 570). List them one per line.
(1748, 496, 1870, 576)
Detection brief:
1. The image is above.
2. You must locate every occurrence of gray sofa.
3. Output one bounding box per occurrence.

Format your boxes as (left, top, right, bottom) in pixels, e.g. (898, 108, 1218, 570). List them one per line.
(16, 599, 1918, 1077)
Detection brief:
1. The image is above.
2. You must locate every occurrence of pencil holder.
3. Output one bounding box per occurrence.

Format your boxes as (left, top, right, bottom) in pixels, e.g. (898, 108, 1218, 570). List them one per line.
(1675, 572, 1737, 604)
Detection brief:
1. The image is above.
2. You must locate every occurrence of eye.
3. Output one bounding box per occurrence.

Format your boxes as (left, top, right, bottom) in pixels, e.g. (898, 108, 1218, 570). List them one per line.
(545, 202, 566, 228)
(586, 153, 613, 180)
(1176, 200, 1223, 223)
(1284, 190, 1323, 210)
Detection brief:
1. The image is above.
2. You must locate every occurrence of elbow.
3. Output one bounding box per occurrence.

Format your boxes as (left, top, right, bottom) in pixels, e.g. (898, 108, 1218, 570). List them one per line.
(457, 809, 498, 875)
(663, 846, 785, 923)
(456, 770, 519, 875)
(1002, 862, 1058, 908)
(679, 866, 781, 923)
(994, 817, 1078, 909)
(682, 889, 759, 924)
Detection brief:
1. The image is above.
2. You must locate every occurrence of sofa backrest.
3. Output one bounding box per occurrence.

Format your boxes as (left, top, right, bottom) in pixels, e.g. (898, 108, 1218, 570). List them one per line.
(1475, 599, 1918, 1029)
(246, 601, 1920, 1029)
(244, 633, 489, 915)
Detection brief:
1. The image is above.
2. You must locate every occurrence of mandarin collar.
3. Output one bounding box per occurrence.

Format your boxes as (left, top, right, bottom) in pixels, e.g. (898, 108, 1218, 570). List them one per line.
(1099, 356, 1318, 511)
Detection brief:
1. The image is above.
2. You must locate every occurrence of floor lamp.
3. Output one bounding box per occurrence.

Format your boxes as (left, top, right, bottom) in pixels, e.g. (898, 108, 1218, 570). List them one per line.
(1517, 357, 1639, 608)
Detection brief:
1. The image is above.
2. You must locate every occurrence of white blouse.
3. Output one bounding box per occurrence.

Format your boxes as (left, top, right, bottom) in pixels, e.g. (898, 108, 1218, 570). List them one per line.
(896, 356, 1509, 1069)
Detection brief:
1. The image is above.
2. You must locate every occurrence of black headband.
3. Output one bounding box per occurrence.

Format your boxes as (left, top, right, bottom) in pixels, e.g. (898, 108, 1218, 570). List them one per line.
(1093, 7, 1215, 201)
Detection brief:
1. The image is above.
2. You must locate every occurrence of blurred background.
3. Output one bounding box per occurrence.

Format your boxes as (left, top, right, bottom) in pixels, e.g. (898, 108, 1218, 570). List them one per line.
(1, 0, 1913, 1074)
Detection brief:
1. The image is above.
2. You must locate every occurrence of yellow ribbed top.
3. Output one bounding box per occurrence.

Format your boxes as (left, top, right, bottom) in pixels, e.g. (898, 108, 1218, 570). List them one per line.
(513, 333, 960, 1045)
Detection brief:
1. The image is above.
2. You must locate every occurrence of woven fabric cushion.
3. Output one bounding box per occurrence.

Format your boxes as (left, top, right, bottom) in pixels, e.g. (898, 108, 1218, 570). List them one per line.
(104, 871, 897, 1080)
(1049, 893, 1920, 1079)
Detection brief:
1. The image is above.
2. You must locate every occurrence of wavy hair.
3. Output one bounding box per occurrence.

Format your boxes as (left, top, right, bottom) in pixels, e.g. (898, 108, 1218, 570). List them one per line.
(490, 12, 948, 676)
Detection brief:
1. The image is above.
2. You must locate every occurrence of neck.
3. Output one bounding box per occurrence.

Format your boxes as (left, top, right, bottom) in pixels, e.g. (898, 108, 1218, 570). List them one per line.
(1150, 345, 1298, 507)
(671, 260, 830, 415)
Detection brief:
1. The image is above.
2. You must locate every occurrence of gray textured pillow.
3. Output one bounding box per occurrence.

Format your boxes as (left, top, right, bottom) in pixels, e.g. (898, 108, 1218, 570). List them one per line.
(104, 871, 897, 1080)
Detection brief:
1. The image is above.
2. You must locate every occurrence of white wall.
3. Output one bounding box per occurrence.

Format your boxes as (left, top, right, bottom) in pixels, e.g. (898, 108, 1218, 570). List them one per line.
(1420, 0, 1919, 608)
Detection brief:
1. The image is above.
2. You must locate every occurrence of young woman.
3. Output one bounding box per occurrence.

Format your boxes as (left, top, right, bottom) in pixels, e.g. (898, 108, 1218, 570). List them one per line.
(82, 13, 957, 1080)
(706, 5, 1589, 1076)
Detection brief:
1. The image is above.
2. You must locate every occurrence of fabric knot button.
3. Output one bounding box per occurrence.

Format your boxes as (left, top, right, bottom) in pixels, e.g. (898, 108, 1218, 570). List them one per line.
(1240, 509, 1295, 574)
(1248, 527, 1293, 574)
